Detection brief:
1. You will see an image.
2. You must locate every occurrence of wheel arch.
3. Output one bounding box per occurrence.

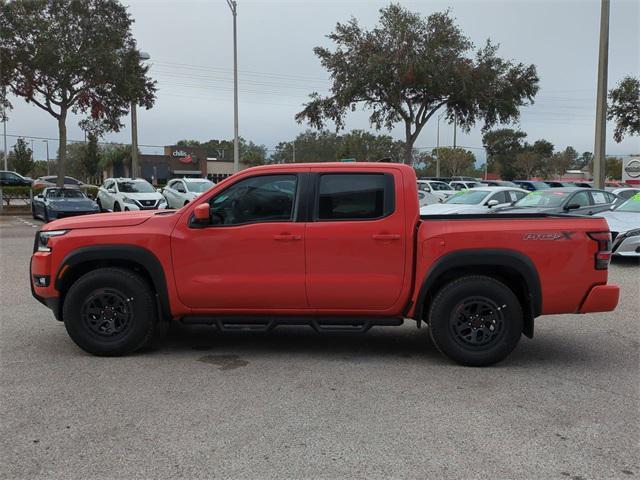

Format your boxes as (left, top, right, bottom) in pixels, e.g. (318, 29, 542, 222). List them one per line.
(54, 245, 171, 322)
(414, 249, 541, 338)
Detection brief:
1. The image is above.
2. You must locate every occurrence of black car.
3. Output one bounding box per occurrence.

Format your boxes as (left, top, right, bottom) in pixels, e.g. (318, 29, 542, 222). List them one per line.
(497, 187, 619, 215)
(545, 181, 577, 188)
(513, 180, 550, 191)
(31, 187, 100, 222)
(0, 170, 32, 186)
(481, 180, 519, 188)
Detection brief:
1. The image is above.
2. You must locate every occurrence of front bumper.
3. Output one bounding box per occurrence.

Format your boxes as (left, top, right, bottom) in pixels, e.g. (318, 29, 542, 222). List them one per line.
(30, 255, 62, 320)
(578, 284, 620, 314)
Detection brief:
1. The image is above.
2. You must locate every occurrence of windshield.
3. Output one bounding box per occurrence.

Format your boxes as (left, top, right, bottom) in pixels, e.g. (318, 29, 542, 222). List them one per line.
(514, 190, 568, 207)
(615, 194, 640, 213)
(117, 180, 156, 193)
(429, 181, 452, 191)
(445, 190, 490, 205)
(46, 189, 85, 199)
(186, 180, 214, 193)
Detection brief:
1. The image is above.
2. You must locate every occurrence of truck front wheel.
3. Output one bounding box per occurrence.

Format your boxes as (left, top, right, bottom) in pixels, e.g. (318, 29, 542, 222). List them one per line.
(428, 275, 523, 367)
(62, 268, 160, 356)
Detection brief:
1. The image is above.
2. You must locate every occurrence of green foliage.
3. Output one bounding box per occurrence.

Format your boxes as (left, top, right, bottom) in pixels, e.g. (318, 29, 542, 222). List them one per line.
(0, 0, 156, 186)
(270, 129, 406, 163)
(271, 131, 339, 163)
(175, 137, 268, 166)
(99, 143, 133, 175)
(296, 4, 539, 164)
(429, 147, 476, 176)
(608, 76, 640, 143)
(482, 129, 527, 179)
(7, 138, 33, 175)
(337, 130, 405, 162)
(0, 185, 31, 206)
(30, 160, 48, 178)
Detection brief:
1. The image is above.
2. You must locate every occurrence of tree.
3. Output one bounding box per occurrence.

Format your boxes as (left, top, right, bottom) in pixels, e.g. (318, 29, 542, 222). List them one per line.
(606, 157, 622, 180)
(270, 130, 340, 163)
(432, 147, 475, 176)
(241, 141, 267, 167)
(295, 4, 539, 164)
(83, 134, 101, 183)
(0, 0, 156, 187)
(482, 129, 527, 180)
(337, 130, 405, 162)
(8, 138, 33, 175)
(608, 76, 640, 143)
(99, 144, 133, 177)
(514, 151, 540, 179)
(548, 148, 576, 177)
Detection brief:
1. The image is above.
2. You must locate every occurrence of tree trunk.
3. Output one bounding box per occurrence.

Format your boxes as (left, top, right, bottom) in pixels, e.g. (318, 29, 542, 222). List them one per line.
(404, 123, 414, 165)
(57, 110, 67, 188)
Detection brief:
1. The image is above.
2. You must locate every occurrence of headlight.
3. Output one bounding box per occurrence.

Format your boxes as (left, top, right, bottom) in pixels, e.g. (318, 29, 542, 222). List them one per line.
(122, 196, 138, 205)
(36, 230, 67, 252)
(159, 198, 167, 205)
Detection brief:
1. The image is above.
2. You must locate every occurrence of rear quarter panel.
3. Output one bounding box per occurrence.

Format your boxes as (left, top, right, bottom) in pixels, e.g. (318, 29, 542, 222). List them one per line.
(412, 216, 610, 315)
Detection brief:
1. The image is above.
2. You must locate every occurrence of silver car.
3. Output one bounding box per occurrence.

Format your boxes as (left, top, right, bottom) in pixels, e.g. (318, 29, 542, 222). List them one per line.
(596, 195, 640, 257)
(162, 178, 215, 209)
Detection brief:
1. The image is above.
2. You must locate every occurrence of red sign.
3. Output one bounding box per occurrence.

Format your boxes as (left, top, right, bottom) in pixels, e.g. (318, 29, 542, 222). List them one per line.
(178, 154, 193, 165)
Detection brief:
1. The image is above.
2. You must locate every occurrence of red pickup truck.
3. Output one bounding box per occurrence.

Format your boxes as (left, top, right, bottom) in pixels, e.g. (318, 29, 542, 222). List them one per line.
(30, 163, 619, 366)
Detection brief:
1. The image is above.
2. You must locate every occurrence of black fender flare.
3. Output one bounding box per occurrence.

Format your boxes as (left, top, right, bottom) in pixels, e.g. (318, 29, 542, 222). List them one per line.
(55, 245, 171, 321)
(414, 249, 541, 337)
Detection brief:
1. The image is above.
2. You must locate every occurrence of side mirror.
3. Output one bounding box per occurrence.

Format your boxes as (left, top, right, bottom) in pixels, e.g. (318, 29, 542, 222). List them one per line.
(193, 203, 210, 224)
(36, 194, 43, 199)
(486, 199, 499, 208)
(107, 188, 116, 194)
(565, 203, 580, 211)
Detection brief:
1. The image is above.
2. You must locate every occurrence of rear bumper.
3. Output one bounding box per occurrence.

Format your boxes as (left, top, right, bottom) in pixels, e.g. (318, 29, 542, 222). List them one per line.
(578, 284, 620, 314)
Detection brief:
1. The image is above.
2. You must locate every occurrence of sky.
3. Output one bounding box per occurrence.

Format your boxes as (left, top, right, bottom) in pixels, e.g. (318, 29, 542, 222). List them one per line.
(3, 0, 640, 164)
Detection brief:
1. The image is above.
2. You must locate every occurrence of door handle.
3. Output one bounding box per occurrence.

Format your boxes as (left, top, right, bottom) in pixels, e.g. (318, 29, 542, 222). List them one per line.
(372, 234, 401, 241)
(273, 234, 302, 241)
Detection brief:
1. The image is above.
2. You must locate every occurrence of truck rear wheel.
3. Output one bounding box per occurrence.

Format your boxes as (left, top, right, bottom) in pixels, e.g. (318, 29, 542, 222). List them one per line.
(428, 275, 523, 367)
(62, 268, 160, 356)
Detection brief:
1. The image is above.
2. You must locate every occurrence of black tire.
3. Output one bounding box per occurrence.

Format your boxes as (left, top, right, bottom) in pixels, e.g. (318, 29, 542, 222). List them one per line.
(183, 200, 189, 207)
(62, 268, 161, 356)
(96, 198, 102, 212)
(428, 275, 523, 367)
(43, 208, 49, 223)
(113, 202, 121, 212)
(31, 205, 38, 220)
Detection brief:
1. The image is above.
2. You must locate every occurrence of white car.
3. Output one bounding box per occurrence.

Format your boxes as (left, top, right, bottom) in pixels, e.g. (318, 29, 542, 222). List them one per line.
(97, 178, 167, 212)
(418, 190, 440, 207)
(420, 187, 528, 215)
(417, 180, 457, 201)
(162, 178, 215, 209)
(611, 187, 640, 202)
(595, 195, 640, 257)
(449, 180, 483, 190)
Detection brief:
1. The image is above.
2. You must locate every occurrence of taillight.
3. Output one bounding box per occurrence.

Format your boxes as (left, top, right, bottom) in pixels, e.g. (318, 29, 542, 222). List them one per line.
(588, 231, 612, 270)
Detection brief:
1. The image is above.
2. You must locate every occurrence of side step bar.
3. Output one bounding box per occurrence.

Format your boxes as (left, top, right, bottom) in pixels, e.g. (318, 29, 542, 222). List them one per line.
(180, 316, 404, 334)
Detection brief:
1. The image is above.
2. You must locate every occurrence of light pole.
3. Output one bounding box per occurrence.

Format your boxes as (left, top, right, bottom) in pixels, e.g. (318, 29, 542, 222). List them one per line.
(42, 140, 50, 175)
(593, 0, 609, 189)
(226, 0, 240, 173)
(131, 51, 151, 179)
(436, 111, 446, 177)
(2, 86, 7, 171)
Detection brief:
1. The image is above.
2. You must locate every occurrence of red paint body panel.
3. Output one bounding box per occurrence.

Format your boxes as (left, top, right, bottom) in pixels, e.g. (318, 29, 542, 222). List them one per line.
(31, 162, 618, 321)
(578, 285, 620, 313)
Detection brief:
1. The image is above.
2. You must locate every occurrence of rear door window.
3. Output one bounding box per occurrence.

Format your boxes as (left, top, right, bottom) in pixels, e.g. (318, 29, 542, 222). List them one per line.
(317, 174, 394, 221)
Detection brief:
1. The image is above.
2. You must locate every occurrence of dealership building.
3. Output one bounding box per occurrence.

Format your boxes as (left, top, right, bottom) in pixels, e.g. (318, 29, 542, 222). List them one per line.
(107, 145, 249, 184)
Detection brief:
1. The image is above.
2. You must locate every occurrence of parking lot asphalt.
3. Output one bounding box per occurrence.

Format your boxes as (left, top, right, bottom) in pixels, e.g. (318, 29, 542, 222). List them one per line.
(1, 215, 638, 480)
